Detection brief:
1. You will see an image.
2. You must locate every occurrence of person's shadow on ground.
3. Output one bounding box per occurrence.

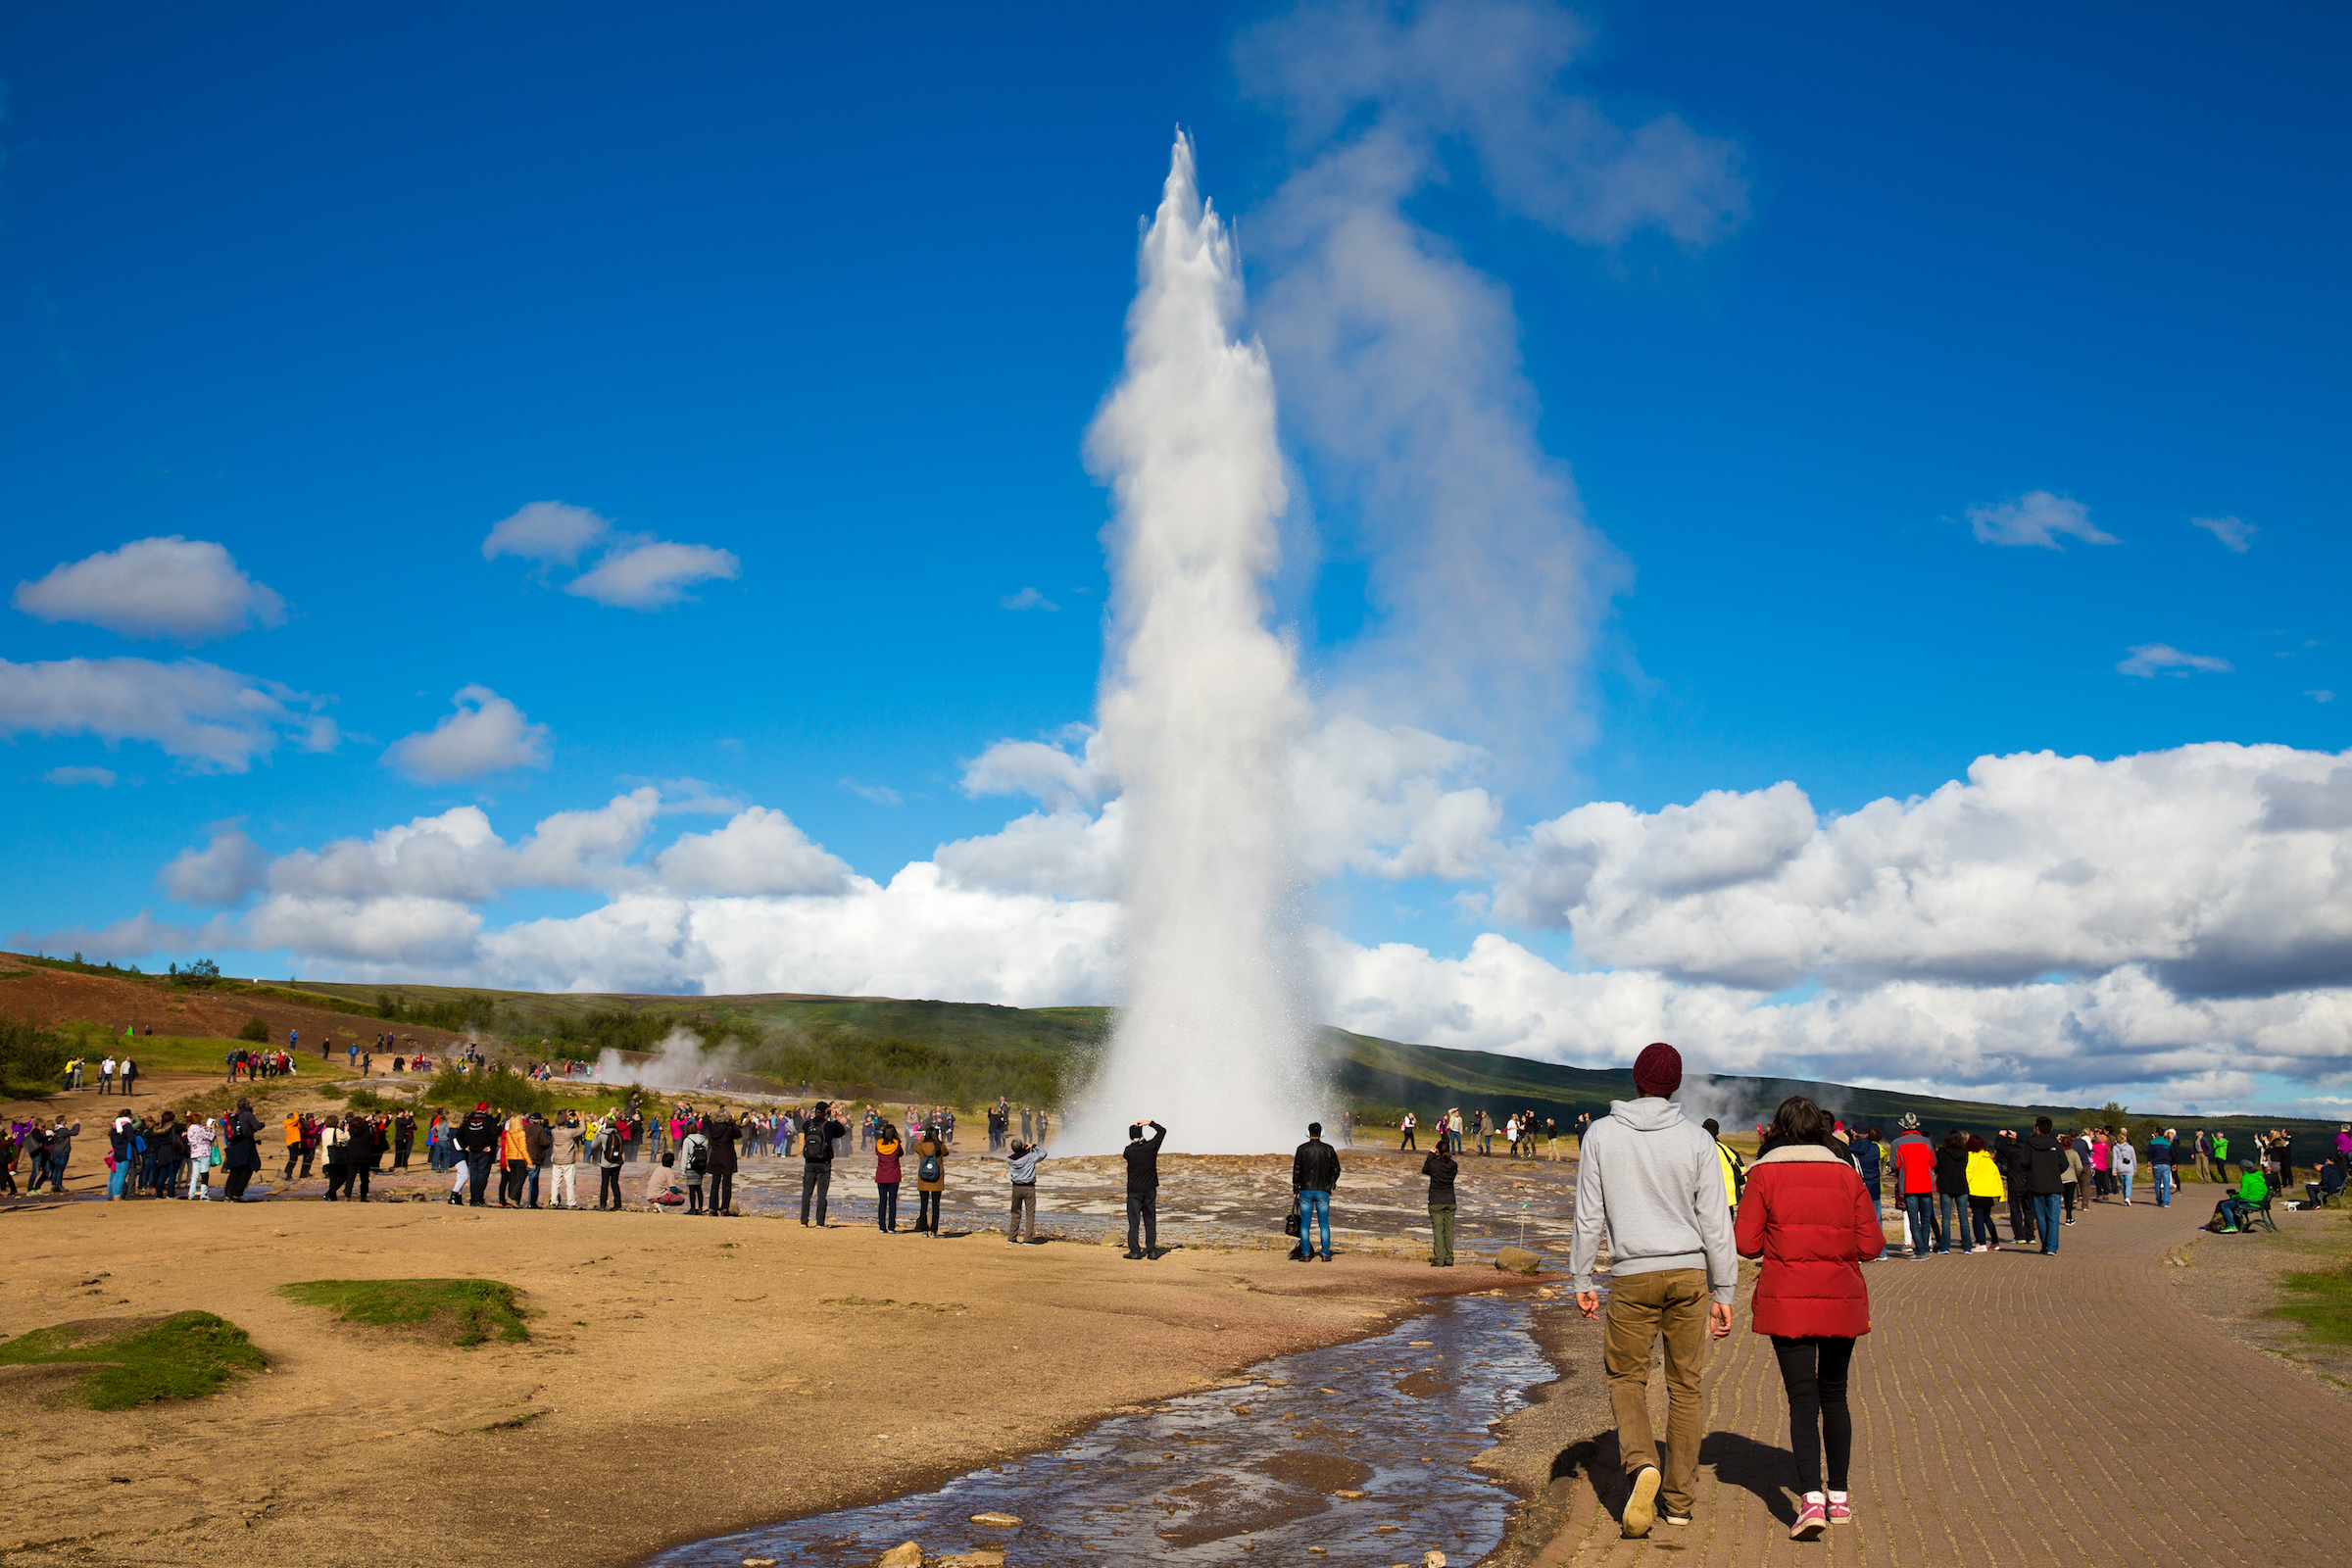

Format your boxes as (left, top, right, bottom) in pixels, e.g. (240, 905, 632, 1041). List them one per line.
(1548, 1430, 1795, 1530)
(1697, 1430, 1795, 1526)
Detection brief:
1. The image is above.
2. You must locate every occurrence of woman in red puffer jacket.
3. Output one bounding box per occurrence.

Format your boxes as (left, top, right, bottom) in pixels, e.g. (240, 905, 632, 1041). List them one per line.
(1735, 1095, 1885, 1542)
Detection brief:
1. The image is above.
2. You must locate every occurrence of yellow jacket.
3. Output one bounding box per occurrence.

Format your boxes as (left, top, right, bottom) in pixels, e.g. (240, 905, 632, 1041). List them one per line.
(1965, 1149, 2005, 1199)
(500, 1117, 529, 1161)
(1714, 1140, 1742, 1208)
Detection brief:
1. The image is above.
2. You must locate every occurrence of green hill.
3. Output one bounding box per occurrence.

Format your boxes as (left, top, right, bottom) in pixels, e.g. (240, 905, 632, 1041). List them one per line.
(288, 980, 2345, 1162)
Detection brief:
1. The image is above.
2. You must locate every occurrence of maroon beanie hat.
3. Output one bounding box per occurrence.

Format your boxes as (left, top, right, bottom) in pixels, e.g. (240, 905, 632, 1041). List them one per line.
(1632, 1042, 1683, 1098)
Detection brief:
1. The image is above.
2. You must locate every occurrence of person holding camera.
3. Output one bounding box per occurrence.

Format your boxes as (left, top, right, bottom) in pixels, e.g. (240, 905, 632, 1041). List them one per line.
(1122, 1117, 1166, 1259)
(1004, 1136, 1048, 1244)
(800, 1101, 849, 1226)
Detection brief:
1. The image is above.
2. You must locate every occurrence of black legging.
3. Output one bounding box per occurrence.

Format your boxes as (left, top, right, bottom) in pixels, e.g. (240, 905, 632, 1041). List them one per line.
(325, 1163, 351, 1200)
(2062, 1182, 2077, 1221)
(917, 1190, 942, 1233)
(1772, 1336, 1856, 1495)
(1968, 1197, 1999, 1248)
(223, 1167, 254, 1200)
(597, 1166, 623, 1208)
(710, 1173, 733, 1214)
(876, 1182, 900, 1231)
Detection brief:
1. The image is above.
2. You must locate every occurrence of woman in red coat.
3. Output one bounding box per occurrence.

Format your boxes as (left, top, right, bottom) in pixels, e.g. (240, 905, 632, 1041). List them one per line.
(1735, 1095, 1885, 1541)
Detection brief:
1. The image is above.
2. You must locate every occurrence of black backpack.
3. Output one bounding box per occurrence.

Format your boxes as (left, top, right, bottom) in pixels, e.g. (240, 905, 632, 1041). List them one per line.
(686, 1139, 708, 1175)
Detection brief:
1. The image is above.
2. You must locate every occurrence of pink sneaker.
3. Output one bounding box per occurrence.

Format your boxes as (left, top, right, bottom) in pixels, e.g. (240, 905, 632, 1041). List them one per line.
(1827, 1495, 1853, 1526)
(1791, 1498, 1827, 1541)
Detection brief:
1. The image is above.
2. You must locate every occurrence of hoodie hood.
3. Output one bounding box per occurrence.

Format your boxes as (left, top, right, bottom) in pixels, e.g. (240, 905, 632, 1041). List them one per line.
(1609, 1097, 1688, 1133)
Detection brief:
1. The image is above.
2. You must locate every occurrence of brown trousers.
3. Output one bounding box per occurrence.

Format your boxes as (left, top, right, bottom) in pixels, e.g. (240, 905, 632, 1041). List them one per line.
(1602, 1267, 1711, 1514)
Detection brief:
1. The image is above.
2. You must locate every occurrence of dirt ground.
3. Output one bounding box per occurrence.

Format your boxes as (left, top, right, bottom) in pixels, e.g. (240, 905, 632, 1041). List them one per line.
(0, 964, 473, 1061)
(2166, 1201, 2352, 1396)
(0, 1147, 1568, 1568)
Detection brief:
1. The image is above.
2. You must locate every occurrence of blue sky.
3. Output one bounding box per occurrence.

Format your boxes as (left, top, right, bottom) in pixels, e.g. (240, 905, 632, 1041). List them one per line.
(3, 3, 2347, 1112)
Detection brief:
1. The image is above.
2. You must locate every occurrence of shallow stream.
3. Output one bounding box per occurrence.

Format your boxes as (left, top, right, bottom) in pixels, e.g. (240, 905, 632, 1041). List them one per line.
(645, 1293, 1549, 1568)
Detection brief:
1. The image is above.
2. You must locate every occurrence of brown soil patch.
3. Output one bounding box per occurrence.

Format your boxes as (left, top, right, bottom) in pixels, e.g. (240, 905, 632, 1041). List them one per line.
(0, 1184, 1539, 1567)
(2169, 1208, 2352, 1396)
(0, 963, 470, 1054)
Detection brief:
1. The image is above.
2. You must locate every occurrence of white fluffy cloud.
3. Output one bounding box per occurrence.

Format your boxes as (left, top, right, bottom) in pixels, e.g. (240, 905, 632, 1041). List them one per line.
(481, 502, 612, 566)
(937, 800, 1128, 900)
(1495, 744, 2352, 1001)
(1966, 490, 2116, 549)
(382, 686, 552, 783)
(652, 807, 854, 896)
(482, 502, 739, 610)
(0, 656, 334, 772)
(565, 539, 741, 609)
(161, 827, 270, 905)
(43, 765, 117, 787)
(13, 536, 285, 643)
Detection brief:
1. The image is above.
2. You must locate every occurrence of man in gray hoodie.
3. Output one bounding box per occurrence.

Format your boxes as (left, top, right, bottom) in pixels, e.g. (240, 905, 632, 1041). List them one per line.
(1570, 1042, 1737, 1540)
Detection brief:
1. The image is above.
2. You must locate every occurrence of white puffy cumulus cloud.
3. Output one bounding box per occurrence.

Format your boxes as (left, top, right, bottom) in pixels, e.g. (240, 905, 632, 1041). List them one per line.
(471, 864, 1119, 1001)
(13, 536, 286, 643)
(1313, 931, 2352, 1111)
(0, 655, 337, 772)
(1494, 744, 2352, 1002)
(383, 686, 553, 783)
(481, 501, 740, 610)
(651, 807, 854, 896)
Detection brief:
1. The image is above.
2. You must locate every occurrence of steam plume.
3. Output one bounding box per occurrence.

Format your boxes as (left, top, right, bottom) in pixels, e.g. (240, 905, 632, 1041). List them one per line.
(1067, 135, 1321, 1154)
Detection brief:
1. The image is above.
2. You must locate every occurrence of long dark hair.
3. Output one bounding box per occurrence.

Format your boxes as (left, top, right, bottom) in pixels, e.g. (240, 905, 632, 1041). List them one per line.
(1766, 1095, 1833, 1148)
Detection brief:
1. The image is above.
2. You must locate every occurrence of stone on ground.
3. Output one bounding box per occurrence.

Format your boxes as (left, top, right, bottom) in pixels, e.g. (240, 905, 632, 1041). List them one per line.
(968, 1511, 1022, 1527)
(878, 1544, 923, 1567)
(1494, 1246, 1542, 1274)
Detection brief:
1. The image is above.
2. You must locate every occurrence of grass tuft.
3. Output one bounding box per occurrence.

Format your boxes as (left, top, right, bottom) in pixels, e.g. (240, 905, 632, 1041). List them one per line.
(0, 1311, 265, 1408)
(2272, 1259, 2352, 1347)
(277, 1278, 528, 1347)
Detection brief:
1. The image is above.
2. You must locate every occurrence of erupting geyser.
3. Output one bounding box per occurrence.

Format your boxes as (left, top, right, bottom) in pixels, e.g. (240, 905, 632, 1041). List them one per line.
(1067, 133, 1323, 1154)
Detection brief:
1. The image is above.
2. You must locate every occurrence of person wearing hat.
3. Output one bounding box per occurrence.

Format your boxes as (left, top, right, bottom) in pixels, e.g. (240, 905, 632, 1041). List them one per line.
(1888, 1113, 1938, 1257)
(455, 1101, 501, 1207)
(1569, 1043, 1737, 1539)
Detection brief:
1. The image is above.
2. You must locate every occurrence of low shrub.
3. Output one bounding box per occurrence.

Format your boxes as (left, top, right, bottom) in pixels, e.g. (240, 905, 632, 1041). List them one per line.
(237, 1015, 270, 1043)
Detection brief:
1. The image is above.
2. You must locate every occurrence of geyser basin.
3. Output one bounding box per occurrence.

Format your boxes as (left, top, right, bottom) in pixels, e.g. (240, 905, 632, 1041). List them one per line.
(644, 1293, 1549, 1567)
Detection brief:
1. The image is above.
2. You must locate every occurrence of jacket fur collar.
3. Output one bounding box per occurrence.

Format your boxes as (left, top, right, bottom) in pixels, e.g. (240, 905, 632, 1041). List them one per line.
(1753, 1143, 1845, 1167)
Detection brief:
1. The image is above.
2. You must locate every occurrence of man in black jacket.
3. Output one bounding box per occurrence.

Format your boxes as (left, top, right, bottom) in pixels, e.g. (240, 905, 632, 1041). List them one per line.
(1995, 1130, 2034, 1246)
(799, 1102, 849, 1226)
(2022, 1118, 2069, 1254)
(456, 1102, 500, 1207)
(1293, 1122, 1342, 1262)
(1122, 1118, 1166, 1259)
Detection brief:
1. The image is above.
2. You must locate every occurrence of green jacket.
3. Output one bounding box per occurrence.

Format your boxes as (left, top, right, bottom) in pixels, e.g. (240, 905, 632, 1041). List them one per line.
(2213, 1134, 2230, 1161)
(2238, 1168, 2268, 1203)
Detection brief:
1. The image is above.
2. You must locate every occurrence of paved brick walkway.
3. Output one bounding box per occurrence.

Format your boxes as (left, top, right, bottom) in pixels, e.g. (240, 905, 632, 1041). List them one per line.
(1535, 1200, 2352, 1563)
